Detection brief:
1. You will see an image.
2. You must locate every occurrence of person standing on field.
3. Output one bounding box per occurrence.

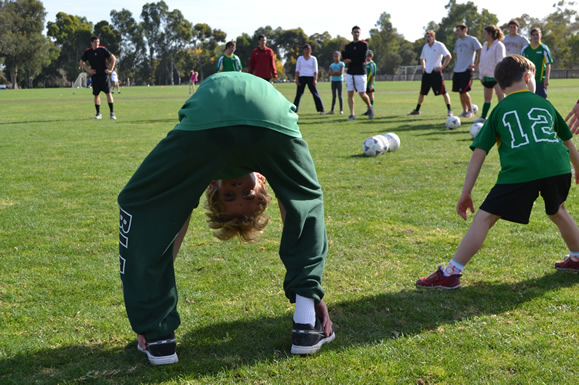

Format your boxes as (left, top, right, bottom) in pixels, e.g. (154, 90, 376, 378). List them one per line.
(293, 44, 324, 114)
(521, 27, 553, 99)
(216, 41, 242, 73)
(341, 26, 374, 121)
(503, 19, 529, 56)
(408, 30, 453, 117)
(452, 23, 482, 119)
(249, 34, 278, 81)
(80, 36, 117, 120)
(474, 25, 506, 124)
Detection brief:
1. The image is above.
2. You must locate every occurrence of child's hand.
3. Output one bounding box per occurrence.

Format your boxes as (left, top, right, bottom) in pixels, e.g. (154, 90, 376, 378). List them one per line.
(456, 192, 474, 220)
(565, 102, 579, 133)
(315, 300, 333, 337)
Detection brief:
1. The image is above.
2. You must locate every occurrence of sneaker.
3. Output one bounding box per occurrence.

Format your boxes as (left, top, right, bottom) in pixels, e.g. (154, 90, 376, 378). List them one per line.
(473, 117, 486, 124)
(340, 111, 344, 115)
(447, 110, 453, 117)
(362, 110, 369, 116)
(291, 318, 335, 355)
(408, 109, 420, 116)
(95, 113, 102, 120)
(554, 255, 579, 272)
(110, 113, 117, 120)
(137, 334, 179, 365)
(347, 115, 356, 121)
(328, 110, 334, 115)
(320, 111, 325, 115)
(416, 266, 461, 289)
(368, 107, 374, 119)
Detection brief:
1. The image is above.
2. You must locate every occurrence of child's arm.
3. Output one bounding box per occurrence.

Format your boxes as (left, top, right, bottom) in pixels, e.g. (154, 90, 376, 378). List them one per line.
(457, 148, 487, 220)
(565, 101, 579, 133)
(563, 139, 579, 184)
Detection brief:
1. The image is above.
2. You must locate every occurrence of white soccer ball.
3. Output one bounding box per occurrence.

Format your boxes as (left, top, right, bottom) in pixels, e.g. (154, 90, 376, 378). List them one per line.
(363, 136, 386, 157)
(471, 104, 479, 114)
(374, 135, 390, 153)
(470, 122, 484, 139)
(384, 132, 400, 152)
(446, 116, 461, 130)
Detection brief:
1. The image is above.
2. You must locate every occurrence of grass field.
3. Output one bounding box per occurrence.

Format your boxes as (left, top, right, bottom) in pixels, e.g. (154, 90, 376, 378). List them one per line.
(0, 79, 578, 384)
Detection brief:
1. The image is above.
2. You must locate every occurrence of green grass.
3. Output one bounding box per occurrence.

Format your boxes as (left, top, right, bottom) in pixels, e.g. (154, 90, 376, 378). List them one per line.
(0, 79, 578, 384)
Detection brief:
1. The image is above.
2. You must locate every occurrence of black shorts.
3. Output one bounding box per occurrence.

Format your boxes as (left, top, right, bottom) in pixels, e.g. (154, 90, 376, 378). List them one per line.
(420, 72, 446, 96)
(452, 71, 473, 93)
(480, 173, 571, 224)
(481, 77, 498, 89)
(92, 74, 111, 96)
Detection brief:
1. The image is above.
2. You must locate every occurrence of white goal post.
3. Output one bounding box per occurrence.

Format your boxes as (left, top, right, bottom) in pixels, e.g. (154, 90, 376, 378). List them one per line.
(396, 65, 422, 81)
(72, 72, 87, 88)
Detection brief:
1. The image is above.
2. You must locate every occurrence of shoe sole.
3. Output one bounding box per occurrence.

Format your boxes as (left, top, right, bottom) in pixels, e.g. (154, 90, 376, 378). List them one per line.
(416, 283, 461, 290)
(554, 267, 579, 272)
(138, 344, 179, 365)
(291, 332, 335, 355)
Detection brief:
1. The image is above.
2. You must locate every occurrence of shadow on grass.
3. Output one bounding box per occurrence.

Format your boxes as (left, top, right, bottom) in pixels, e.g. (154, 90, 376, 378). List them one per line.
(0, 118, 176, 126)
(1, 272, 576, 384)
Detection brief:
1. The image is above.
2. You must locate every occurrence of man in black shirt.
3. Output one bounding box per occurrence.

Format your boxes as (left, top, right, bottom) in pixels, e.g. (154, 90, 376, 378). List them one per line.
(341, 26, 373, 121)
(80, 36, 117, 120)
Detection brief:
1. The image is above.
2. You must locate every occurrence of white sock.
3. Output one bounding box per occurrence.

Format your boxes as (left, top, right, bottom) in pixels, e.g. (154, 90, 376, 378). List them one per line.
(568, 252, 579, 261)
(293, 294, 316, 326)
(443, 259, 465, 277)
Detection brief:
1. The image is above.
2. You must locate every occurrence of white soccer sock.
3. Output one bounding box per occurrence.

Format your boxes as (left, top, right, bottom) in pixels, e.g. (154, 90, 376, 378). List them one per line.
(443, 258, 465, 277)
(293, 294, 316, 326)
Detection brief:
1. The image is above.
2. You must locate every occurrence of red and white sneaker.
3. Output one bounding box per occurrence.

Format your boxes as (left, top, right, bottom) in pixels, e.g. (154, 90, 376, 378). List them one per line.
(416, 266, 461, 289)
(554, 255, 579, 272)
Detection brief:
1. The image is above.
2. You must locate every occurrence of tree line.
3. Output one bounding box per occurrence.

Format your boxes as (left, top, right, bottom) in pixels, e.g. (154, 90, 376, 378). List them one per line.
(0, 0, 577, 89)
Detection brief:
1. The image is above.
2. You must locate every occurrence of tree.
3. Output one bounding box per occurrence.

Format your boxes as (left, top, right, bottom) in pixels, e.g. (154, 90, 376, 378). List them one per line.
(191, 23, 226, 79)
(0, 0, 53, 88)
(160, 9, 192, 85)
(140, 1, 169, 84)
(47, 12, 93, 83)
(110, 8, 144, 85)
(368, 12, 409, 75)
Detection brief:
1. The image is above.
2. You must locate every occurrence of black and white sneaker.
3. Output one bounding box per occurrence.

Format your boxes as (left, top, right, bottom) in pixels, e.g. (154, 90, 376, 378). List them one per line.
(291, 318, 335, 355)
(137, 333, 179, 365)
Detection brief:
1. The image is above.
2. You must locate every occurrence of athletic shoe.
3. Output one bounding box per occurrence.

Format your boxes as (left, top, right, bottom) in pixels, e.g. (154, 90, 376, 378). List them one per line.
(320, 111, 325, 115)
(473, 117, 486, 124)
(347, 115, 356, 121)
(447, 110, 453, 117)
(110, 113, 117, 120)
(408, 109, 420, 116)
(291, 318, 335, 355)
(95, 113, 102, 120)
(328, 110, 334, 115)
(368, 107, 374, 119)
(459, 111, 474, 118)
(340, 111, 344, 115)
(416, 266, 461, 289)
(362, 110, 369, 116)
(554, 255, 579, 272)
(137, 333, 179, 365)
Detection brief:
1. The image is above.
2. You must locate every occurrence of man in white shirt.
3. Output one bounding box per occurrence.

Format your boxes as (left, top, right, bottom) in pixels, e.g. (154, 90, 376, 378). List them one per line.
(408, 30, 453, 117)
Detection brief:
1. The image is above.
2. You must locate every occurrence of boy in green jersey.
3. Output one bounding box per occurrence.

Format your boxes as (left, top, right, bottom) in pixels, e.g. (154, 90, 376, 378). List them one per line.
(216, 41, 242, 72)
(417, 55, 579, 289)
(118, 72, 334, 365)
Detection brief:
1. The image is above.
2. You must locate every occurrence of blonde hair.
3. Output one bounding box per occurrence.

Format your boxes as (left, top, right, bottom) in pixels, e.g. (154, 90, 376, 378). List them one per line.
(204, 179, 272, 242)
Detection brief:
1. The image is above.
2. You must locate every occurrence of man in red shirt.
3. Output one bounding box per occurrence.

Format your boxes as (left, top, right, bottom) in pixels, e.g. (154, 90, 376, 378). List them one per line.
(249, 34, 278, 81)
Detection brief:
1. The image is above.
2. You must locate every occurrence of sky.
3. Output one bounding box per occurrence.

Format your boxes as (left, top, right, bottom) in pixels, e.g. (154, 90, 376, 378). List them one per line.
(43, 0, 573, 42)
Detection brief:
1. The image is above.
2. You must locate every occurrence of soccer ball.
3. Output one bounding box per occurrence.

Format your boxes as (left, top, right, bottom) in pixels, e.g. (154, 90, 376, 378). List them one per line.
(470, 122, 484, 139)
(363, 135, 387, 157)
(375, 135, 390, 152)
(446, 116, 461, 130)
(471, 104, 479, 114)
(384, 132, 400, 152)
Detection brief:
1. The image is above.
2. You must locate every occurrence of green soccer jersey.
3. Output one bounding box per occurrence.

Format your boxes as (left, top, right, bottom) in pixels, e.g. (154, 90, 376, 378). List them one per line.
(176, 72, 300, 138)
(366, 60, 376, 87)
(471, 90, 572, 184)
(521, 43, 553, 84)
(216, 53, 242, 72)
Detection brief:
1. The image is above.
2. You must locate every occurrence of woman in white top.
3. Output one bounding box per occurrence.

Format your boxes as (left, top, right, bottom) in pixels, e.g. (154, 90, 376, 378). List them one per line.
(475, 25, 506, 123)
(293, 44, 325, 114)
